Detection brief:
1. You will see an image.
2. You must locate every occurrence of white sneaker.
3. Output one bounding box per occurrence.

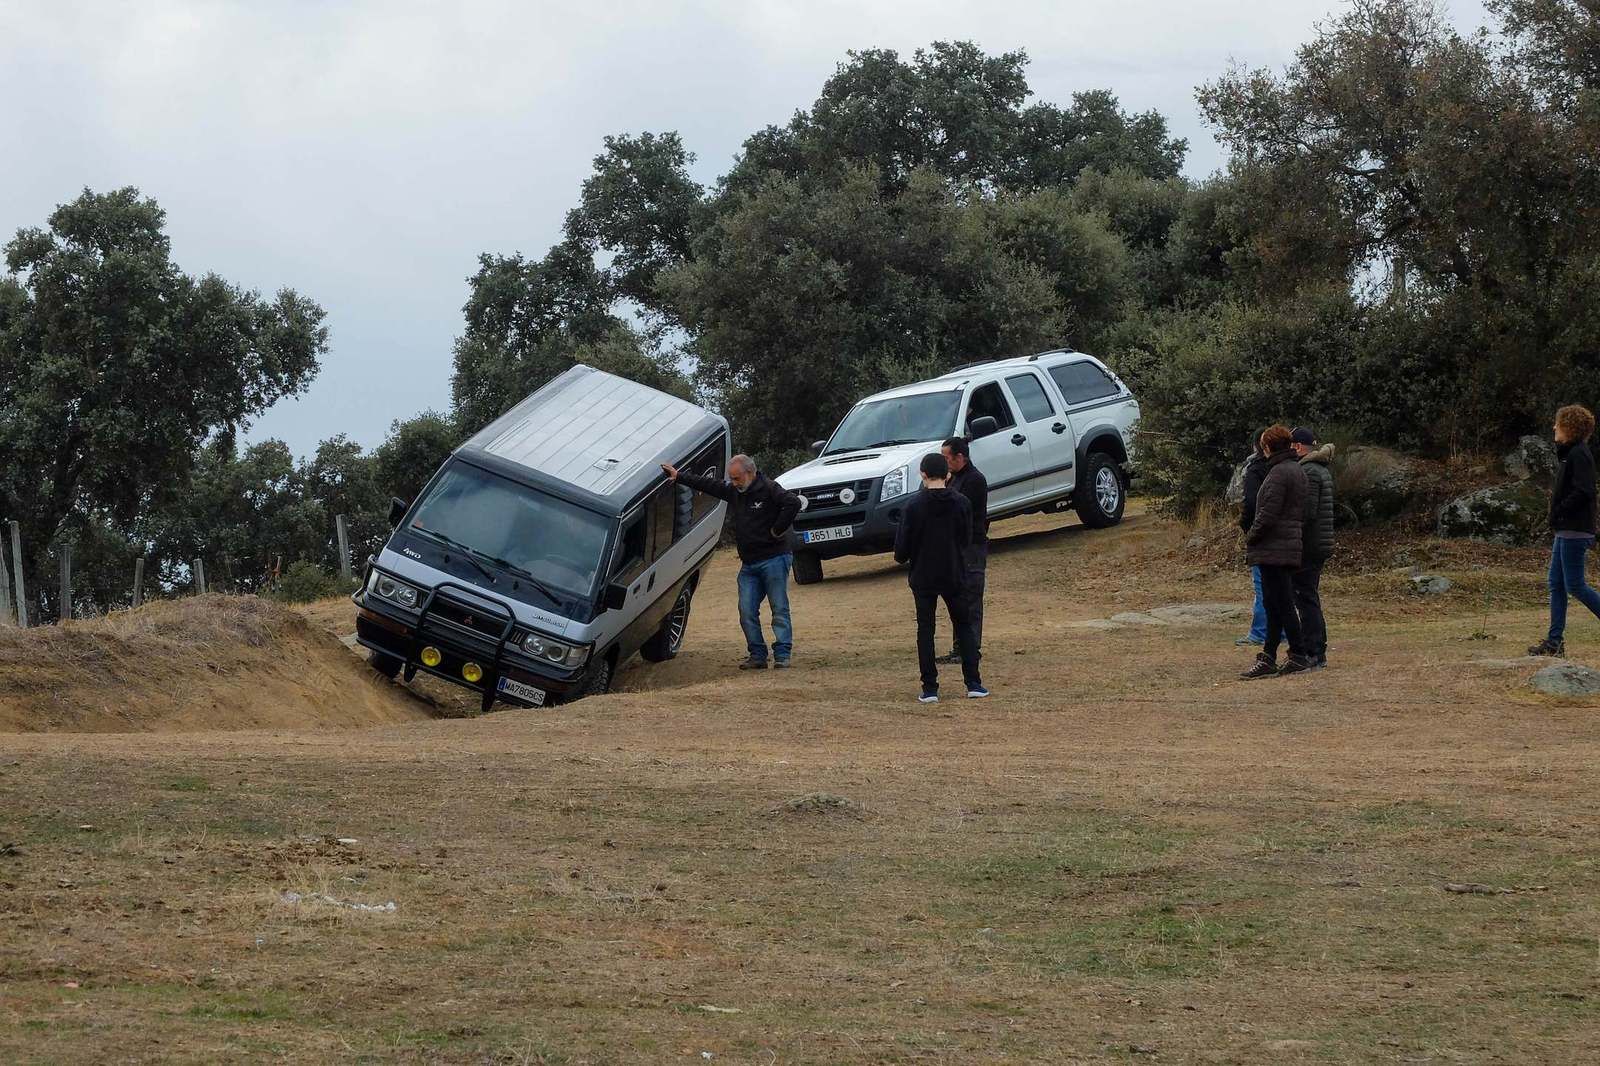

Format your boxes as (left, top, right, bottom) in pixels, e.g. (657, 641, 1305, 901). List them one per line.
(966, 686, 990, 699)
(917, 691, 939, 703)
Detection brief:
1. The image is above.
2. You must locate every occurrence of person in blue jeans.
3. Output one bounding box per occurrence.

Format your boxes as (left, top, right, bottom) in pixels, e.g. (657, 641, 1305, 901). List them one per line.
(665, 454, 801, 669)
(1530, 404, 1600, 657)
(1235, 433, 1269, 646)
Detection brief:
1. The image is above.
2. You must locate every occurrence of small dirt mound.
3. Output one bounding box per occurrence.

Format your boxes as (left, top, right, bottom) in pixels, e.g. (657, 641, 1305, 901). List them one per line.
(769, 792, 866, 819)
(0, 594, 433, 733)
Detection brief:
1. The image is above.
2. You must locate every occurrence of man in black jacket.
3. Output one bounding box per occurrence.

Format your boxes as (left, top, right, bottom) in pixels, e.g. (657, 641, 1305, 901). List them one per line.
(893, 453, 988, 703)
(664, 454, 801, 669)
(937, 436, 989, 665)
(1291, 427, 1336, 667)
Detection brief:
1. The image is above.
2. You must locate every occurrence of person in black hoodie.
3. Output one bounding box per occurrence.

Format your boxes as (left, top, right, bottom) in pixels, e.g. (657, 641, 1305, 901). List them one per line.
(937, 436, 989, 664)
(1529, 404, 1600, 657)
(894, 452, 987, 703)
(665, 454, 801, 669)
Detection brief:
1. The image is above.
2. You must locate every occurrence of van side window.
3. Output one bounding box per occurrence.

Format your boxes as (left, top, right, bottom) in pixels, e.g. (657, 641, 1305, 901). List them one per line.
(611, 513, 648, 580)
(1005, 373, 1056, 422)
(1048, 361, 1120, 405)
(649, 483, 676, 560)
(965, 382, 1017, 432)
(677, 432, 728, 538)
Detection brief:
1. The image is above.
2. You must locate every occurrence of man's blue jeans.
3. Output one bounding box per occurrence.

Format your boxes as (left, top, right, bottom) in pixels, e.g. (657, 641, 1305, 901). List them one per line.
(738, 553, 793, 662)
(1548, 536, 1600, 642)
(1247, 565, 1268, 643)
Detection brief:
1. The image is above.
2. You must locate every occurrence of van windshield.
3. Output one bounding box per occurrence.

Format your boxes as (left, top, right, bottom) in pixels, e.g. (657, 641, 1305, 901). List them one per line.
(823, 390, 962, 456)
(407, 462, 611, 603)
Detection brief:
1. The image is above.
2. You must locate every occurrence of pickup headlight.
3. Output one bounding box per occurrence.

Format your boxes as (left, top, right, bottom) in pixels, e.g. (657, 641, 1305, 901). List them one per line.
(519, 630, 591, 669)
(880, 463, 913, 502)
(367, 569, 420, 608)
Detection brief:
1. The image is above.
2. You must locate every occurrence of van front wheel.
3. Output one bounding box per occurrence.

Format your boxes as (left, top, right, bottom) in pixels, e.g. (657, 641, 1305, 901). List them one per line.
(640, 586, 692, 662)
(793, 552, 824, 585)
(369, 650, 403, 679)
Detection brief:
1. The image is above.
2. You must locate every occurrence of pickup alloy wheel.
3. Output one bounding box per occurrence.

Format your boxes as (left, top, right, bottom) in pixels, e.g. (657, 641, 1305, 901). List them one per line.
(1074, 452, 1126, 528)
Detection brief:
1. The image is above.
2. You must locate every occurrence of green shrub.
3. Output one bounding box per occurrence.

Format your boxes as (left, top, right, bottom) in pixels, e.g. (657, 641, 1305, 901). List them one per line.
(270, 561, 351, 604)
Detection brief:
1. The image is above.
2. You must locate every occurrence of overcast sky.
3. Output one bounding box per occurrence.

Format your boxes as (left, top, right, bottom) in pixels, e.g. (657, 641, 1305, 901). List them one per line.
(0, 0, 1490, 457)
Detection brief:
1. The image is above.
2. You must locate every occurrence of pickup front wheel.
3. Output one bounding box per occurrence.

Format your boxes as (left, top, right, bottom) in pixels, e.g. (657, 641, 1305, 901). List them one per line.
(1074, 453, 1126, 528)
(792, 552, 824, 585)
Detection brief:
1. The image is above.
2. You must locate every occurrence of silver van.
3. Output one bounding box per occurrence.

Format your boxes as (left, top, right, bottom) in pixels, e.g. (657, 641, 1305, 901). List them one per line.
(353, 366, 730, 711)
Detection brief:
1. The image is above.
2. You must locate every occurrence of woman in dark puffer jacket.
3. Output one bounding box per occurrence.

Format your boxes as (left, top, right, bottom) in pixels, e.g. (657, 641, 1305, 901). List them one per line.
(1240, 425, 1315, 679)
(1529, 404, 1600, 657)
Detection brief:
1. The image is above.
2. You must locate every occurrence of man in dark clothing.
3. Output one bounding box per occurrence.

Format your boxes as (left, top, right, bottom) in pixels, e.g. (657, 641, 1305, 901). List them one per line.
(1529, 404, 1600, 656)
(1291, 427, 1336, 668)
(1240, 425, 1314, 680)
(664, 454, 801, 669)
(893, 453, 987, 703)
(937, 436, 989, 665)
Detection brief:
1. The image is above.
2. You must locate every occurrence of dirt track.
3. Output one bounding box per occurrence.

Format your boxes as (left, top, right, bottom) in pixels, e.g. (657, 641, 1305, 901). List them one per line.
(2, 506, 1597, 1063)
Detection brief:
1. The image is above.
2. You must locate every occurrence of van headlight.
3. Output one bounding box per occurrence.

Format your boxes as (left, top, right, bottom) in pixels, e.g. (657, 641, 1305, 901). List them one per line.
(367, 569, 420, 608)
(880, 463, 913, 501)
(520, 630, 591, 668)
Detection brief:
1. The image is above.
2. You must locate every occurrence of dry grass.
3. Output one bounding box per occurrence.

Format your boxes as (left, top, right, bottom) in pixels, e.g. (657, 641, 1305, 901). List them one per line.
(1, 504, 1597, 1063)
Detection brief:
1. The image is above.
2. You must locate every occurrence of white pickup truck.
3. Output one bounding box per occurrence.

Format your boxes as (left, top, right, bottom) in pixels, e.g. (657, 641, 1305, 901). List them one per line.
(777, 349, 1140, 584)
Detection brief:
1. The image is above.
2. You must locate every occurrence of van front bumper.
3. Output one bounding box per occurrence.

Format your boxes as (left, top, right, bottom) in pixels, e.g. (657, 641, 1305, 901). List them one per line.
(353, 593, 592, 705)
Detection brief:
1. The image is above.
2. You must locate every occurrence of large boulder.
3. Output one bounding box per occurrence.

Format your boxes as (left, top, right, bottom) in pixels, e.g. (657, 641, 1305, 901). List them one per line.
(1224, 460, 1249, 506)
(1435, 481, 1549, 546)
(1530, 663, 1600, 697)
(1504, 435, 1558, 482)
(1334, 446, 1422, 524)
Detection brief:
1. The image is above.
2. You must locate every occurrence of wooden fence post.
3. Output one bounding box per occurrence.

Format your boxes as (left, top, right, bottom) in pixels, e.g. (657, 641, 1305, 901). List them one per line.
(132, 557, 146, 609)
(9, 521, 27, 628)
(335, 514, 352, 582)
(0, 545, 12, 626)
(194, 558, 207, 595)
(58, 543, 72, 623)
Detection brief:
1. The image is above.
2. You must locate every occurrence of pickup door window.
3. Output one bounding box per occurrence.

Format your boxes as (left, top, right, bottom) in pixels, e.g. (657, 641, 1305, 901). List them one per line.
(1005, 371, 1076, 500)
(963, 381, 1034, 511)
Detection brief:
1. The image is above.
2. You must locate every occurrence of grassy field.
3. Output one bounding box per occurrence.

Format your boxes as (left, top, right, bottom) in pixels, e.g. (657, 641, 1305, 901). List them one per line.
(2, 506, 1597, 1063)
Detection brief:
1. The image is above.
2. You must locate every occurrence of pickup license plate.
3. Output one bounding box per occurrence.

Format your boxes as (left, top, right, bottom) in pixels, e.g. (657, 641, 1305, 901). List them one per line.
(496, 677, 547, 707)
(802, 524, 854, 544)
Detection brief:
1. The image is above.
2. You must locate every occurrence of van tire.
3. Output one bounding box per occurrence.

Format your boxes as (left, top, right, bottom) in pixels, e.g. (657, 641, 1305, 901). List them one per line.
(1074, 452, 1126, 528)
(581, 658, 613, 697)
(793, 552, 824, 585)
(640, 585, 693, 662)
(369, 650, 403, 679)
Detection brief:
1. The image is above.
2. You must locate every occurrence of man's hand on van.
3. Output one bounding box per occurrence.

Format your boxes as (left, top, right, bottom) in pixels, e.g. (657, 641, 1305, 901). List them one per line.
(661, 462, 679, 481)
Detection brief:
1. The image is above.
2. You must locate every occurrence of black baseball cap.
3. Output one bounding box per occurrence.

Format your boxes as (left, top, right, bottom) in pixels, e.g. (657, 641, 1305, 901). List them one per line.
(1290, 427, 1316, 446)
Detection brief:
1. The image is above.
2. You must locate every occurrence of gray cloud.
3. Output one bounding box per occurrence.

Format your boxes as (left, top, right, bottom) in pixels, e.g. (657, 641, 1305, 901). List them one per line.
(1, 0, 1488, 456)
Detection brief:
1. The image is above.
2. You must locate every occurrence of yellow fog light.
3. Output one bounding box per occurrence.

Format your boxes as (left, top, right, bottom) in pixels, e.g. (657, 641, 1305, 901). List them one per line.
(420, 646, 442, 668)
(461, 662, 483, 683)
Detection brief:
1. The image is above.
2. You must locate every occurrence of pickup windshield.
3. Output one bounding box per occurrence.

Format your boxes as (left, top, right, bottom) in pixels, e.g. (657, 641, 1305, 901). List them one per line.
(823, 390, 962, 456)
(407, 461, 611, 603)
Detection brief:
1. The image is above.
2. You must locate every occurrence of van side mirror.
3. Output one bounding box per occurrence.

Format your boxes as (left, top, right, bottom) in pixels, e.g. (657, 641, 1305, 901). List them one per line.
(388, 497, 410, 526)
(601, 583, 628, 611)
(969, 416, 999, 439)
(810, 440, 827, 457)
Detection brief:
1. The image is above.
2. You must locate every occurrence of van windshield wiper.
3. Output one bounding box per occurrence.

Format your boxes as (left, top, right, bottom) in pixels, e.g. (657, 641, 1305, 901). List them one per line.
(479, 553, 567, 606)
(412, 527, 497, 584)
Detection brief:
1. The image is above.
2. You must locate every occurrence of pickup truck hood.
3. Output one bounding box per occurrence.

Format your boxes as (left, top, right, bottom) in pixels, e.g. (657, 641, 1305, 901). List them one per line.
(776, 442, 930, 491)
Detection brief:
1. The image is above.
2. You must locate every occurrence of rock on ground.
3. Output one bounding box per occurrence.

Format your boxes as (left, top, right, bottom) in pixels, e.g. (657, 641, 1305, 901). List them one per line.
(1409, 574, 1453, 595)
(1504, 435, 1558, 482)
(1072, 604, 1247, 629)
(1436, 481, 1549, 546)
(1334, 446, 1421, 524)
(1529, 663, 1600, 697)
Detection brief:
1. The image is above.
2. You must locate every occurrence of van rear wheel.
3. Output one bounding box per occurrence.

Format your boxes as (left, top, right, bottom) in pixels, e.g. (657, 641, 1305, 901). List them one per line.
(793, 551, 824, 585)
(640, 586, 692, 662)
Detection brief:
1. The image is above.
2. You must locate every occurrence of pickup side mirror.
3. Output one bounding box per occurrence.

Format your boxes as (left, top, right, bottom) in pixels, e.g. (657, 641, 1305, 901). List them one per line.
(388, 496, 410, 527)
(969, 415, 1000, 439)
(601, 583, 628, 611)
(810, 440, 827, 457)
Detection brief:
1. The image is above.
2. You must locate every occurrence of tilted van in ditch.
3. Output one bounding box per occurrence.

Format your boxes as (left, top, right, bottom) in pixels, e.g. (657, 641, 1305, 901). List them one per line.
(354, 366, 729, 711)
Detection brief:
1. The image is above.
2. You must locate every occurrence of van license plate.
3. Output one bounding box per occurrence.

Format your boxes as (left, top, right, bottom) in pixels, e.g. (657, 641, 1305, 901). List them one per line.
(803, 525, 853, 544)
(496, 677, 547, 707)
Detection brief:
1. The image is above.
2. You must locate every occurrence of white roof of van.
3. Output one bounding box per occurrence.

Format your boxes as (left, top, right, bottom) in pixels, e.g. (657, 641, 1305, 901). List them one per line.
(460, 365, 725, 505)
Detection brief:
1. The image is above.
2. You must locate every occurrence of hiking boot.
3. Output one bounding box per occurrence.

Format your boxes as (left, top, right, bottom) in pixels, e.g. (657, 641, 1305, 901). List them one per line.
(1527, 638, 1565, 657)
(917, 690, 939, 704)
(1278, 653, 1315, 675)
(738, 657, 769, 670)
(773, 660, 792, 670)
(1239, 653, 1278, 680)
(935, 651, 962, 665)
(1234, 635, 1263, 647)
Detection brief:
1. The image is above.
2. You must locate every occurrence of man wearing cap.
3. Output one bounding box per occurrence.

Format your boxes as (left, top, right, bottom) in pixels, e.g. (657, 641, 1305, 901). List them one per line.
(1291, 427, 1336, 668)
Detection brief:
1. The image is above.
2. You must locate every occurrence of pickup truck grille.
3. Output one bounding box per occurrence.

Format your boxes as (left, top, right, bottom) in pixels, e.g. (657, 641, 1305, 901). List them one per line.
(794, 511, 866, 532)
(794, 479, 874, 513)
